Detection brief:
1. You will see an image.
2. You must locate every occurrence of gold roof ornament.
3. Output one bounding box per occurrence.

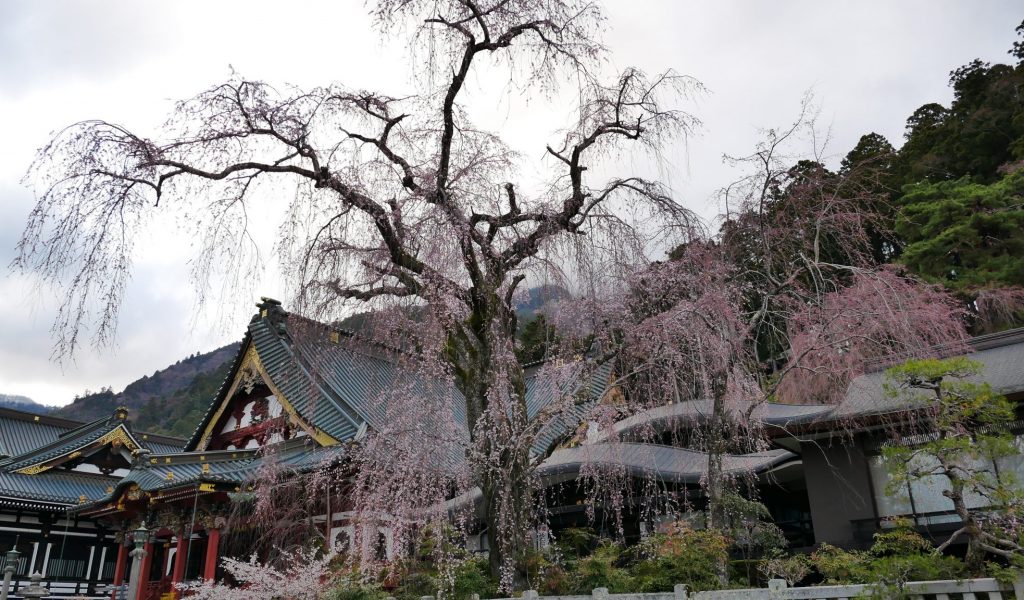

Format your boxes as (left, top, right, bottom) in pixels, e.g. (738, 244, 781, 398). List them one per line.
(165, 471, 174, 481)
(99, 427, 139, 451)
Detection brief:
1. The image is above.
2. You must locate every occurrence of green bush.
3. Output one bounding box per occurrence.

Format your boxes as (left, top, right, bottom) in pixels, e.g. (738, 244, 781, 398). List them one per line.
(449, 557, 498, 600)
(630, 524, 729, 593)
(570, 542, 634, 593)
(809, 523, 966, 586)
(554, 528, 599, 559)
(393, 571, 440, 600)
(809, 544, 872, 584)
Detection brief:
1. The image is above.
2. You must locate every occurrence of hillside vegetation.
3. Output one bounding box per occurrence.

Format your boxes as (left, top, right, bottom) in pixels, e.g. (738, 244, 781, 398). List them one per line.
(54, 344, 238, 437)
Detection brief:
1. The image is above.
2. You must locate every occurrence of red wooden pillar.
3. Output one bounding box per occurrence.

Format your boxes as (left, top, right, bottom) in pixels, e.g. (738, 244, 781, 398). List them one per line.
(171, 530, 188, 597)
(135, 540, 154, 600)
(111, 542, 128, 600)
(202, 528, 220, 582)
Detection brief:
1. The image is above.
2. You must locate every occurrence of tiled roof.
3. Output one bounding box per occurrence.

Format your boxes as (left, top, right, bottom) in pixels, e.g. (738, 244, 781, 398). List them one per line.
(0, 407, 185, 461)
(832, 327, 1024, 420)
(0, 414, 71, 458)
(529, 359, 615, 456)
(83, 439, 346, 508)
(186, 309, 615, 458)
(0, 407, 185, 506)
(539, 443, 794, 484)
(0, 470, 117, 507)
(0, 415, 125, 472)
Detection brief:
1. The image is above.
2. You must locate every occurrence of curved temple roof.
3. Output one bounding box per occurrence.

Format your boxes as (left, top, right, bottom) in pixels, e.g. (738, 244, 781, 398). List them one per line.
(539, 443, 796, 484)
(0, 407, 185, 508)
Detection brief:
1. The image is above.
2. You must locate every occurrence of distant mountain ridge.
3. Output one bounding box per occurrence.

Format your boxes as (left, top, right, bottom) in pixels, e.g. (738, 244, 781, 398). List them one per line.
(53, 343, 239, 438)
(0, 394, 53, 415)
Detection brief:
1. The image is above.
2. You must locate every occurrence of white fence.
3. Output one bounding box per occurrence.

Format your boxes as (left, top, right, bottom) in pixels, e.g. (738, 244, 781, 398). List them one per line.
(479, 576, 1024, 600)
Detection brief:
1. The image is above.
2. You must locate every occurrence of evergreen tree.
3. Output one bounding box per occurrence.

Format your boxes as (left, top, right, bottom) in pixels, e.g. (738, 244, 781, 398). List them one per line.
(883, 357, 1024, 572)
(896, 169, 1024, 290)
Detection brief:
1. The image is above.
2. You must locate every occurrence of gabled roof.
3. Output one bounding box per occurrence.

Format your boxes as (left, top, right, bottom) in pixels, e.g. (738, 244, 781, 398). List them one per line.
(185, 312, 375, 450)
(186, 300, 616, 457)
(0, 407, 185, 474)
(0, 407, 186, 508)
(0, 409, 138, 474)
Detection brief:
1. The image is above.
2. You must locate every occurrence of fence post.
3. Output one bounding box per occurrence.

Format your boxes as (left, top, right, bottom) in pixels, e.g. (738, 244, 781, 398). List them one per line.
(1013, 575, 1024, 600)
(768, 579, 787, 595)
(674, 584, 688, 600)
(470, 594, 480, 600)
(593, 587, 609, 600)
(524, 591, 539, 600)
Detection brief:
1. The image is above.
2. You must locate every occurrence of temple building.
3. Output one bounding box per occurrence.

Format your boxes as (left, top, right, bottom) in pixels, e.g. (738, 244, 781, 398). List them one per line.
(2, 298, 1021, 599)
(0, 407, 183, 597)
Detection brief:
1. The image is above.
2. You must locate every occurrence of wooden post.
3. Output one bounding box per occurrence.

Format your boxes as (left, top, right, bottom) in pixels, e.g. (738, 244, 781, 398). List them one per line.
(111, 542, 128, 600)
(171, 531, 188, 596)
(203, 529, 220, 582)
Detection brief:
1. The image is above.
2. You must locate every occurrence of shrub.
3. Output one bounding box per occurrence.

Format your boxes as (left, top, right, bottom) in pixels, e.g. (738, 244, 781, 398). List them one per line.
(449, 557, 498, 600)
(325, 582, 389, 600)
(570, 541, 634, 593)
(758, 552, 811, 586)
(809, 544, 871, 584)
(809, 523, 966, 586)
(630, 523, 729, 592)
(393, 571, 440, 600)
(555, 528, 599, 559)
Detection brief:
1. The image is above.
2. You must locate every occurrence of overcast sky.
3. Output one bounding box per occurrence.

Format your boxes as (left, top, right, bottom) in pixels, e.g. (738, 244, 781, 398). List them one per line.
(0, 1, 1019, 407)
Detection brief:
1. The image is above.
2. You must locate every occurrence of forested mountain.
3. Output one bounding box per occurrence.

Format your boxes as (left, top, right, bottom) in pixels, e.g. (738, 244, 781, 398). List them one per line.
(54, 343, 239, 438)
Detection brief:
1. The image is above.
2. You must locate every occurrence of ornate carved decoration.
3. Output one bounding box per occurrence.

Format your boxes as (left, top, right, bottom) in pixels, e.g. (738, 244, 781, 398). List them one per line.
(197, 346, 337, 449)
(238, 363, 261, 395)
(15, 425, 142, 474)
(15, 463, 49, 475)
(125, 485, 144, 501)
(99, 426, 139, 450)
(196, 506, 229, 530)
(154, 508, 185, 530)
